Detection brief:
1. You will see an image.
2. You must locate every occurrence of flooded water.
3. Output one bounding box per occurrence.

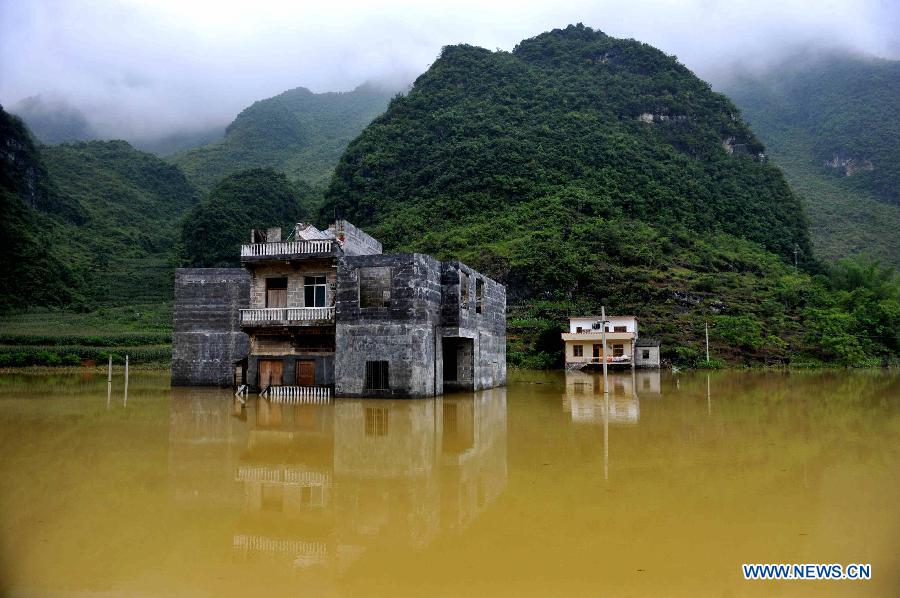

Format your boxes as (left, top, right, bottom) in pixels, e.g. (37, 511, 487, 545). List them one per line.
(0, 369, 897, 596)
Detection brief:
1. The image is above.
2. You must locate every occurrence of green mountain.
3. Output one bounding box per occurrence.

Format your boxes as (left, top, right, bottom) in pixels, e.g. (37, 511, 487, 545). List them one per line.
(321, 25, 897, 366)
(723, 53, 900, 266)
(40, 140, 199, 305)
(181, 168, 312, 267)
(0, 106, 86, 311)
(171, 83, 396, 193)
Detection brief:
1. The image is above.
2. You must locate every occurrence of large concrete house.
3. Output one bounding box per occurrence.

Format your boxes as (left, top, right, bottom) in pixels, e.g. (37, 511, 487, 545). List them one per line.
(172, 221, 506, 398)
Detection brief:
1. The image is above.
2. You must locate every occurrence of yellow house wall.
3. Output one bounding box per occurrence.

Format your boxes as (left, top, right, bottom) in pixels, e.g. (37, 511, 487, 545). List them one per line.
(565, 339, 633, 362)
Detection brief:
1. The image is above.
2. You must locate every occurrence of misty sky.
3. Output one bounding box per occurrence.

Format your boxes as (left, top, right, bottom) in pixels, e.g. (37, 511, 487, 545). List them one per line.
(1, 0, 898, 140)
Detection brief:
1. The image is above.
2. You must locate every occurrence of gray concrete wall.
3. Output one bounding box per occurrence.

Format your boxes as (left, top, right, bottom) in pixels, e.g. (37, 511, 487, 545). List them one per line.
(635, 345, 661, 368)
(335, 253, 443, 398)
(172, 268, 250, 386)
(330, 220, 383, 256)
(440, 261, 506, 391)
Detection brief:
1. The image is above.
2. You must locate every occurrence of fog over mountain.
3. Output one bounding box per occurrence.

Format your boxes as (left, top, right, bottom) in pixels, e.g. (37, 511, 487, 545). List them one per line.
(1, 0, 898, 143)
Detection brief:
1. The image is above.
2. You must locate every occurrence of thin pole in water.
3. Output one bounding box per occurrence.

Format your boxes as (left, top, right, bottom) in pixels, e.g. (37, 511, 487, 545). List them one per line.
(124, 354, 129, 406)
(601, 306, 609, 395)
(108, 354, 112, 382)
(705, 321, 710, 363)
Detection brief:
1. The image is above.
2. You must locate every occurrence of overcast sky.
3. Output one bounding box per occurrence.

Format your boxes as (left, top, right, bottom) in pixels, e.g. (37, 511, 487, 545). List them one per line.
(1, 0, 898, 140)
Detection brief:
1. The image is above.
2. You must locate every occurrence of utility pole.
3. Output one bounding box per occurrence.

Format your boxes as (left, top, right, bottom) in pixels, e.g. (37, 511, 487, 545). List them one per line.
(705, 321, 710, 363)
(601, 306, 609, 395)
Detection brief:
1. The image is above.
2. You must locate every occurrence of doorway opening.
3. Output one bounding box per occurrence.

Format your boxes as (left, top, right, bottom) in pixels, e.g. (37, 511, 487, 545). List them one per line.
(442, 337, 474, 391)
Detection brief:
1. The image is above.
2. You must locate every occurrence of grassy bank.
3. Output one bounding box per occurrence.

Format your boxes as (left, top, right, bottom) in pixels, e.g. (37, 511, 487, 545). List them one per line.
(0, 303, 172, 367)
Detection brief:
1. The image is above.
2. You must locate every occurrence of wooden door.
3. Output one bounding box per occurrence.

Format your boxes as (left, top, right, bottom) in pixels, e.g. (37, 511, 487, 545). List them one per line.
(258, 359, 283, 388)
(296, 360, 316, 386)
(593, 344, 601, 360)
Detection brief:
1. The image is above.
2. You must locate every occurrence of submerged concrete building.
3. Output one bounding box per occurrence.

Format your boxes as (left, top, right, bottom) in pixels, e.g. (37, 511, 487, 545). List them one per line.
(172, 221, 506, 398)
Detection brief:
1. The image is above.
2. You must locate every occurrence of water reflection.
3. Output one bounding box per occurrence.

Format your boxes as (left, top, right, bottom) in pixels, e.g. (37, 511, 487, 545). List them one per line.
(169, 389, 507, 571)
(562, 370, 660, 425)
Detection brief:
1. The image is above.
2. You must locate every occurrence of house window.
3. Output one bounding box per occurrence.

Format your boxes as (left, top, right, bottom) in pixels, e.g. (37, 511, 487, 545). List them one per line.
(576, 326, 583, 333)
(304, 275, 327, 307)
(475, 278, 484, 313)
(460, 271, 470, 309)
(365, 407, 389, 436)
(359, 267, 391, 308)
(573, 345, 584, 357)
(365, 360, 390, 391)
(614, 326, 627, 333)
(613, 344, 624, 357)
(642, 349, 650, 359)
(265, 277, 287, 308)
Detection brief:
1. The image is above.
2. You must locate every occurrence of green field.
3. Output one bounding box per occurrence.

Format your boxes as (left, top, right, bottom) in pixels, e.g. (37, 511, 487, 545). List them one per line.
(0, 303, 172, 366)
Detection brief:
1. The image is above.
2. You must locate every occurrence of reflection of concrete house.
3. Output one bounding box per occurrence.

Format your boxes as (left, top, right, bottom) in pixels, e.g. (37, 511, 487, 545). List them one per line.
(561, 315, 660, 370)
(172, 221, 506, 398)
(168, 387, 508, 572)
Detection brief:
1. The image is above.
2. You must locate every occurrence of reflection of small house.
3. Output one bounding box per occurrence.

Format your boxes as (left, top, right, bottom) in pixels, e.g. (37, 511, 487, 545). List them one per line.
(561, 315, 660, 370)
(562, 371, 641, 424)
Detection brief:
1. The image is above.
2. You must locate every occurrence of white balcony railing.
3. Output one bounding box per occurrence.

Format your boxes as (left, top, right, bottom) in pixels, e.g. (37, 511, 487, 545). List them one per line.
(240, 240, 333, 258)
(240, 307, 335, 324)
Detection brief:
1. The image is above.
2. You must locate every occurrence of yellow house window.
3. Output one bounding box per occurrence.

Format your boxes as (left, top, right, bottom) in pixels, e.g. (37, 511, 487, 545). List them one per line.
(573, 345, 583, 357)
(613, 344, 624, 357)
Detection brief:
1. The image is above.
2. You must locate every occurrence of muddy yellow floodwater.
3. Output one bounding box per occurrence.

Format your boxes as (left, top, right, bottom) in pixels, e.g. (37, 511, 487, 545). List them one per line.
(0, 369, 897, 596)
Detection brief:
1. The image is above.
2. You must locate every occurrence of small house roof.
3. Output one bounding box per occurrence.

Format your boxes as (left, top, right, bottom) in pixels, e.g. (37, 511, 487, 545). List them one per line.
(569, 315, 638, 321)
(636, 338, 660, 347)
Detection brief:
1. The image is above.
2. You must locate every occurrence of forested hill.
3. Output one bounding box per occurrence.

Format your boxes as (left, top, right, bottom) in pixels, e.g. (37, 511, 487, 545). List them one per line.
(0, 105, 200, 312)
(722, 54, 900, 266)
(321, 25, 897, 366)
(0, 106, 85, 311)
(324, 25, 809, 263)
(41, 140, 198, 305)
(171, 83, 396, 193)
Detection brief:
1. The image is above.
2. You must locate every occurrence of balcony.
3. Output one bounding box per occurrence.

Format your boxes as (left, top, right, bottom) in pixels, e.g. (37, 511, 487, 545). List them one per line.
(240, 307, 335, 326)
(240, 240, 334, 260)
(561, 331, 635, 342)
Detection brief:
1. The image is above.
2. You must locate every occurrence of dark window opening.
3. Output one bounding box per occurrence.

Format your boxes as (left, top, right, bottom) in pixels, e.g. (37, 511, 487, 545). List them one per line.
(642, 349, 650, 359)
(614, 326, 627, 333)
(304, 275, 327, 307)
(365, 361, 390, 391)
(613, 344, 624, 357)
(475, 278, 484, 313)
(576, 326, 583, 333)
(573, 345, 583, 357)
(593, 344, 601, 358)
(266, 277, 287, 308)
(460, 271, 470, 309)
(359, 267, 391, 308)
(365, 406, 389, 436)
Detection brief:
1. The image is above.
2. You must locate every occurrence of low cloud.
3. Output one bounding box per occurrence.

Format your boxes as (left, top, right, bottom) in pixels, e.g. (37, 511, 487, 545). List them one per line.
(2, 0, 897, 141)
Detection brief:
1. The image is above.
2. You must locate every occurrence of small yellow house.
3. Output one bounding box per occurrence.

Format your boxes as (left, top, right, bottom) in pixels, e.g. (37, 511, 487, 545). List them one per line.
(561, 315, 638, 369)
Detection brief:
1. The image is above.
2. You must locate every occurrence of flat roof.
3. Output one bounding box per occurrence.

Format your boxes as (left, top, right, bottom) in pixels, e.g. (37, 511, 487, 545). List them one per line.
(569, 315, 638, 320)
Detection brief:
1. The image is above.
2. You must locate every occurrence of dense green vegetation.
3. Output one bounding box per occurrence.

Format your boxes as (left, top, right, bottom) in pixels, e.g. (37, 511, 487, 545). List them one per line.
(723, 53, 900, 266)
(0, 107, 87, 311)
(180, 168, 313, 267)
(171, 83, 396, 193)
(40, 140, 198, 305)
(321, 25, 896, 367)
(0, 303, 173, 366)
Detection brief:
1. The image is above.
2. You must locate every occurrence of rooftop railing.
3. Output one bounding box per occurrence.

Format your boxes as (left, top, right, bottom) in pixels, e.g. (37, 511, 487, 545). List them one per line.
(240, 239, 333, 258)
